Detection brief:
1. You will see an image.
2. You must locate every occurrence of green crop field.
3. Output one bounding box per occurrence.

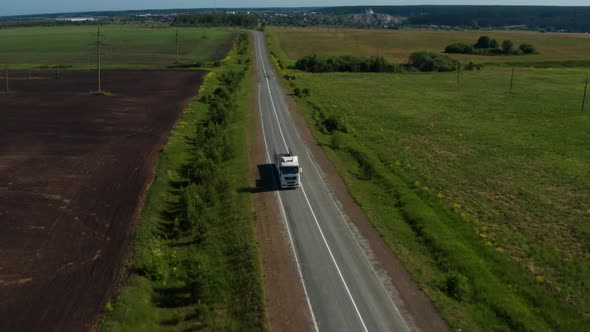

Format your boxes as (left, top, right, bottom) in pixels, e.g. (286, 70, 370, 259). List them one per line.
(267, 27, 590, 331)
(268, 27, 590, 66)
(0, 25, 236, 68)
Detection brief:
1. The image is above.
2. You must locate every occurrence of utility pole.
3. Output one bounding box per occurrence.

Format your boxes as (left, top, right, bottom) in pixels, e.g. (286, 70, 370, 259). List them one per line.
(4, 68, 8, 93)
(456, 64, 461, 84)
(175, 29, 179, 64)
(97, 26, 101, 92)
(509, 67, 515, 94)
(91, 26, 105, 93)
(582, 76, 588, 112)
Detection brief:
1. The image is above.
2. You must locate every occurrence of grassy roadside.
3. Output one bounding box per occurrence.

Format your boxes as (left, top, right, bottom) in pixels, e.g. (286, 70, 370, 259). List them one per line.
(101, 33, 265, 331)
(265, 30, 590, 331)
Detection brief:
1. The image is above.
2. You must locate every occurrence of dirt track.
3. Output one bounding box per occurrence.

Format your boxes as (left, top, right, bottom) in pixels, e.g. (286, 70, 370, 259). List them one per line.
(0, 70, 204, 331)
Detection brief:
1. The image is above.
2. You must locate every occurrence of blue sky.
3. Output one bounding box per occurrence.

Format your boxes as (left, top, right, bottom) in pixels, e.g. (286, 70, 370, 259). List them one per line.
(2, 1, 589, 16)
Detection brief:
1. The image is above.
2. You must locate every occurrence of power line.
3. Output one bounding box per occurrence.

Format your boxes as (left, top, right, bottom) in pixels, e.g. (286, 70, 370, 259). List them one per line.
(89, 25, 106, 93)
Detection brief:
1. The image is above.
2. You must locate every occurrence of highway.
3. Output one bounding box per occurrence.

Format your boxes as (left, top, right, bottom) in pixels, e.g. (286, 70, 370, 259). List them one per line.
(253, 31, 411, 332)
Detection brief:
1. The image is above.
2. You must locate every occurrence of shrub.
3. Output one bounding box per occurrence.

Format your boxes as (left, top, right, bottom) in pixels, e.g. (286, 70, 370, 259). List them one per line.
(444, 43, 473, 54)
(443, 270, 471, 301)
(349, 148, 378, 180)
(185, 257, 211, 302)
(143, 237, 169, 281)
(408, 51, 459, 72)
(219, 70, 245, 93)
(465, 62, 483, 71)
(486, 48, 503, 55)
(181, 184, 207, 233)
(322, 114, 348, 133)
(501, 40, 514, 54)
(331, 131, 347, 150)
(519, 43, 537, 54)
(489, 39, 499, 49)
(474, 35, 492, 49)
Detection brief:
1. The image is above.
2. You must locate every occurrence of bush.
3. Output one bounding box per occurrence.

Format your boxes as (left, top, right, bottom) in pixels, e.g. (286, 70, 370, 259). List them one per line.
(331, 131, 347, 150)
(219, 70, 245, 93)
(143, 237, 170, 281)
(519, 43, 537, 54)
(444, 43, 473, 54)
(185, 257, 211, 302)
(349, 148, 378, 180)
(486, 48, 504, 55)
(408, 51, 459, 72)
(322, 114, 348, 133)
(465, 61, 483, 71)
(501, 40, 514, 54)
(181, 184, 207, 234)
(489, 39, 499, 49)
(474, 35, 492, 49)
(443, 270, 471, 301)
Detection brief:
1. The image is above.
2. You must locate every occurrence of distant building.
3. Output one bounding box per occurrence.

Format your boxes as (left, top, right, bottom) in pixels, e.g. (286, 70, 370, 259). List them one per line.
(56, 17, 95, 22)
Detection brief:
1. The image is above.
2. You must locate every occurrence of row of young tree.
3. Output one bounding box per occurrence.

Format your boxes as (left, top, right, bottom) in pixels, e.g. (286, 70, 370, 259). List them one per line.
(293, 55, 398, 73)
(293, 52, 460, 73)
(445, 36, 538, 56)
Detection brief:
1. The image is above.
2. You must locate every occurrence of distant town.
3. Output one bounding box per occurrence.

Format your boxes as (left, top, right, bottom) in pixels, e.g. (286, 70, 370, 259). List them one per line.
(1, 6, 589, 33)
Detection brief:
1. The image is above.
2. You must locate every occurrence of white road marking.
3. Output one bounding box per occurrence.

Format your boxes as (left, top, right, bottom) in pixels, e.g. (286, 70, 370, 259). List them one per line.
(271, 86, 411, 331)
(256, 38, 289, 150)
(256, 33, 370, 332)
(256, 44, 320, 332)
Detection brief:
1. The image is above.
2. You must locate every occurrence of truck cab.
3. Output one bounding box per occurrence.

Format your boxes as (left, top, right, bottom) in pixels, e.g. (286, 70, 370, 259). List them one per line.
(276, 153, 301, 189)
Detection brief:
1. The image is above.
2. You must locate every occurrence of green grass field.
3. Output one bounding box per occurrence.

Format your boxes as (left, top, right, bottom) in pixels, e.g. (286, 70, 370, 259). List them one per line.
(101, 35, 265, 330)
(268, 27, 590, 331)
(0, 25, 236, 68)
(268, 27, 590, 66)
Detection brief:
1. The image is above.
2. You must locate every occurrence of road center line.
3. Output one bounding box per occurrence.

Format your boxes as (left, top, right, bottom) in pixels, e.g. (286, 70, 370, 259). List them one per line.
(256, 43, 320, 332)
(257, 36, 290, 151)
(256, 33, 370, 332)
(271, 87, 411, 331)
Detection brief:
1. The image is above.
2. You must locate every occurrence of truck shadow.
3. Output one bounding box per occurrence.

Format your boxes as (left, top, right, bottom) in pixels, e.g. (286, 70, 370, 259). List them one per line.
(238, 163, 281, 194)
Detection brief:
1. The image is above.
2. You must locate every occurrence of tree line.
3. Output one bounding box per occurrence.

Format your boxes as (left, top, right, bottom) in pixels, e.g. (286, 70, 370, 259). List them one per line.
(294, 52, 460, 73)
(173, 13, 257, 28)
(445, 36, 537, 56)
(317, 6, 590, 32)
(294, 55, 398, 73)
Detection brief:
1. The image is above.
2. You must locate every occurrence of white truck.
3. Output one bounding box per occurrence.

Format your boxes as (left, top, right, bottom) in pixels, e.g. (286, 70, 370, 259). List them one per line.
(275, 150, 301, 189)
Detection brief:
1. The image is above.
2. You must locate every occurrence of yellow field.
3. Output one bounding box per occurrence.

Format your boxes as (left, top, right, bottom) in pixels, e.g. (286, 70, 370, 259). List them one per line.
(268, 27, 590, 65)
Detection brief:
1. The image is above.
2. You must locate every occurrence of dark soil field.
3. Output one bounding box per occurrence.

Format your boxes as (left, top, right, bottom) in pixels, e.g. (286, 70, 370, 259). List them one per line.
(0, 70, 204, 331)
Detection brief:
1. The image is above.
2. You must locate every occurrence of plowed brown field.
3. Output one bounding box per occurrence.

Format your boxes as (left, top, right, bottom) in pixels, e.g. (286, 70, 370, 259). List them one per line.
(0, 70, 204, 331)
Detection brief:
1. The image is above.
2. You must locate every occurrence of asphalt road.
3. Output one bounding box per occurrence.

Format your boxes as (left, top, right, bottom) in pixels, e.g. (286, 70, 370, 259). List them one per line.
(253, 31, 411, 332)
